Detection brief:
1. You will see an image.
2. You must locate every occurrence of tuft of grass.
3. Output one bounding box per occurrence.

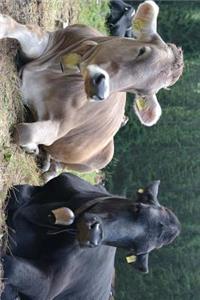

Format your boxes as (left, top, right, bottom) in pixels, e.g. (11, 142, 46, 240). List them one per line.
(71, 170, 105, 185)
(41, 0, 81, 30)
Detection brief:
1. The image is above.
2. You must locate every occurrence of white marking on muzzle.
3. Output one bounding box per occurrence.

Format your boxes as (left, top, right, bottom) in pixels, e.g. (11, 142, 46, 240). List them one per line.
(87, 64, 110, 101)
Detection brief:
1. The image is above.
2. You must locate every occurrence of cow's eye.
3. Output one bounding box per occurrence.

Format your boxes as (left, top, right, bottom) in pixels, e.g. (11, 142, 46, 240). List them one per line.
(138, 47, 146, 57)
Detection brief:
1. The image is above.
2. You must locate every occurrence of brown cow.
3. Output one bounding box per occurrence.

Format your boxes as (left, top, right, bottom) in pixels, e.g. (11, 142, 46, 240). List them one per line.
(0, 1, 183, 180)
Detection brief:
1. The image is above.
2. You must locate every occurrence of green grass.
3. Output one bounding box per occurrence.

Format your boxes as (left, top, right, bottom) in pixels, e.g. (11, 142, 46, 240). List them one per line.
(78, 0, 109, 33)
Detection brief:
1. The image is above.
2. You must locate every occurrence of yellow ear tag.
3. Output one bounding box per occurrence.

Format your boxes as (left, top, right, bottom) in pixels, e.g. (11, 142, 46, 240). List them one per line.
(135, 97, 147, 111)
(138, 188, 144, 194)
(126, 255, 137, 264)
(61, 53, 81, 69)
(133, 19, 146, 31)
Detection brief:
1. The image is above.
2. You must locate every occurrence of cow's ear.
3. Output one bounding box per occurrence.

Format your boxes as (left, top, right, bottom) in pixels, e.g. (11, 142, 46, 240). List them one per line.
(137, 180, 160, 206)
(133, 1, 159, 41)
(51, 207, 75, 226)
(134, 253, 149, 273)
(133, 94, 162, 126)
(126, 253, 149, 273)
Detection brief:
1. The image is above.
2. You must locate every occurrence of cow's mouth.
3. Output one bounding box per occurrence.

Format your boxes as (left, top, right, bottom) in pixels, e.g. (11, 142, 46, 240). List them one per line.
(76, 216, 103, 248)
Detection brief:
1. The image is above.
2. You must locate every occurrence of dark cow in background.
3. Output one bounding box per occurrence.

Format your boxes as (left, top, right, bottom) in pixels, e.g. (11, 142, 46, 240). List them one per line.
(2, 173, 180, 300)
(106, 0, 135, 37)
(0, 1, 183, 180)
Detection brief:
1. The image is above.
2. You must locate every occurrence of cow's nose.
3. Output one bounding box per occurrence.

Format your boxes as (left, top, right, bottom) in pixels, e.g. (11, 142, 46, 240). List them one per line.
(92, 73, 106, 101)
(87, 220, 102, 247)
(77, 216, 103, 248)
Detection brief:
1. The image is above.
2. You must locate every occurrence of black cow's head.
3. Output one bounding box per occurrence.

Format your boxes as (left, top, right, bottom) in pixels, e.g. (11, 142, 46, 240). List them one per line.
(75, 181, 181, 273)
(106, 0, 135, 37)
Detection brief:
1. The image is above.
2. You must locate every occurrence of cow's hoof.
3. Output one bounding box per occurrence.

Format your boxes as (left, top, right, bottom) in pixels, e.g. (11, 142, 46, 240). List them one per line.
(40, 159, 51, 173)
(36, 149, 51, 173)
(21, 144, 39, 155)
(42, 171, 57, 183)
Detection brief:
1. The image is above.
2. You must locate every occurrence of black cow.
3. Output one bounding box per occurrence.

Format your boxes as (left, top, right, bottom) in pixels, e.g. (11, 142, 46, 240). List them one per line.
(105, 0, 135, 37)
(1, 173, 180, 300)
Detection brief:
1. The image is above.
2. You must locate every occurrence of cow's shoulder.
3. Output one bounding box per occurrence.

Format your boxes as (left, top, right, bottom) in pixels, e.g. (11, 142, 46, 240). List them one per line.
(47, 172, 110, 196)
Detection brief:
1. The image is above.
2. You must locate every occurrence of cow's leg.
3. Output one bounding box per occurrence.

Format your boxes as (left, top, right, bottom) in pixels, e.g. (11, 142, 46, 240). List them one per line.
(0, 14, 49, 58)
(42, 160, 61, 183)
(42, 140, 114, 181)
(36, 147, 51, 173)
(2, 255, 49, 300)
(14, 121, 60, 154)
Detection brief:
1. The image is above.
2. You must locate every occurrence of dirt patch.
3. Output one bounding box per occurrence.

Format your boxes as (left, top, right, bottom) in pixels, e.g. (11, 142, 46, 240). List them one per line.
(0, 0, 80, 293)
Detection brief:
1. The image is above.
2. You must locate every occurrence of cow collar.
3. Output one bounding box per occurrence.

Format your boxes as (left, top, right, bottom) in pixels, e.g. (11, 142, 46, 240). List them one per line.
(51, 196, 126, 228)
(14, 196, 125, 231)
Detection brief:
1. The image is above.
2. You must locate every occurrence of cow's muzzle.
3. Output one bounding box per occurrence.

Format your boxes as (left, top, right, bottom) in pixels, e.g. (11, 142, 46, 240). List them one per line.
(84, 64, 110, 101)
(91, 73, 107, 101)
(76, 216, 103, 248)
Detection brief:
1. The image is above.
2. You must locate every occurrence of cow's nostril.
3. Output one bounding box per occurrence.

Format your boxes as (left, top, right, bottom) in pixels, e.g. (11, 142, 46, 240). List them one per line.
(94, 73, 105, 86)
(86, 217, 97, 228)
(91, 222, 99, 229)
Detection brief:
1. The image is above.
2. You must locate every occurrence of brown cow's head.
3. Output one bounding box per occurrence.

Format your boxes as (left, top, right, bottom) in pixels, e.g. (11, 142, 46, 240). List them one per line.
(76, 181, 181, 273)
(80, 0, 184, 126)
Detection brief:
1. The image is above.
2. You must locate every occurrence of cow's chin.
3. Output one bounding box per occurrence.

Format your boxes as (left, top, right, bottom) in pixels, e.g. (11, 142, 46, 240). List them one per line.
(76, 216, 104, 248)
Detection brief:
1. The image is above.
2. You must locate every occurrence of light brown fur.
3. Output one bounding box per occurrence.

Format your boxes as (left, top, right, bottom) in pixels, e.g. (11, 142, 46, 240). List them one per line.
(0, 1, 183, 178)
